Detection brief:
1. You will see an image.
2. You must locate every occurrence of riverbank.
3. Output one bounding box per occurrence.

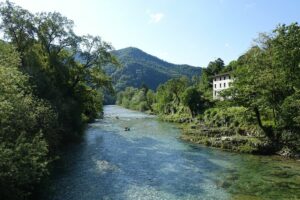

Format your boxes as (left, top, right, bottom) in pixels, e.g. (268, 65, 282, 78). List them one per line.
(180, 123, 271, 154)
(116, 101, 300, 159)
(157, 114, 300, 159)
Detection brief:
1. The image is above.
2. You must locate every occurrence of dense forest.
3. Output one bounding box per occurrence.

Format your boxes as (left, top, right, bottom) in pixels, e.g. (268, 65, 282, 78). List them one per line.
(0, 1, 117, 199)
(117, 23, 300, 157)
(103, 47, 201, 93)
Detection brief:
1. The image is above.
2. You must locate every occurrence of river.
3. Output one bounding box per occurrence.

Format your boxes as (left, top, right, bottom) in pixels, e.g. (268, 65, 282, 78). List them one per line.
(41, 105, 300, 200)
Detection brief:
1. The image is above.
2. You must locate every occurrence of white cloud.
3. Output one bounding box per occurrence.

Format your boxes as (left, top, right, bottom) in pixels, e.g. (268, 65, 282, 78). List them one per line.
(148, 12, 164, 24)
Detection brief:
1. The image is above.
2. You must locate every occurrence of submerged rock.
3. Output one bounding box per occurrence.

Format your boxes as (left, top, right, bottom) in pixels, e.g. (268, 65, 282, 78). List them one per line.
(124, 127, 130, 131)
(216, 180, 232, 189)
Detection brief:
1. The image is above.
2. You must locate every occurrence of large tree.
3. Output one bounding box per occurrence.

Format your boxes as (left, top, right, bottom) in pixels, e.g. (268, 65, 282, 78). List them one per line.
(230, 23, 300, 142)
(181, 87, 207, 117)
(0, 41, 57, 200)
(0, 2, 117, 199)
(155, 77, 188, 114)
(0, 1, 117, 137)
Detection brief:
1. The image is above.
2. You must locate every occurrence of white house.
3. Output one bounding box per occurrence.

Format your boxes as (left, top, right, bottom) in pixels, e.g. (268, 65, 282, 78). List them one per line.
(212, 72, 233, 99)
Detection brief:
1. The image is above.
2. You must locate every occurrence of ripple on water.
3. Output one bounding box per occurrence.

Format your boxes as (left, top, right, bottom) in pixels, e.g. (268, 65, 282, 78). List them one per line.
(41, 105, 300, 200)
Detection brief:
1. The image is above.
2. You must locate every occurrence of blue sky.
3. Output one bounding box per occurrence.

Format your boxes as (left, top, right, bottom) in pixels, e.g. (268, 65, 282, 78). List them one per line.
(10, 0, 300, 67)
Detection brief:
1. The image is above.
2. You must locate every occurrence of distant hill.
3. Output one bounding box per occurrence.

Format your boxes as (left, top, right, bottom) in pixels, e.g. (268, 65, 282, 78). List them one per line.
(103, 47, 202, 92)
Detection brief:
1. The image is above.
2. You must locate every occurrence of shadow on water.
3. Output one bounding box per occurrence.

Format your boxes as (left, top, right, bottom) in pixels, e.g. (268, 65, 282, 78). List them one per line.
(40, 106, 300, 200)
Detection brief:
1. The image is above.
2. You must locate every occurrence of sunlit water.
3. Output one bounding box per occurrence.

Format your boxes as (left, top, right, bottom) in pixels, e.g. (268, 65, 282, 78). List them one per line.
(42, 105, 300, 200)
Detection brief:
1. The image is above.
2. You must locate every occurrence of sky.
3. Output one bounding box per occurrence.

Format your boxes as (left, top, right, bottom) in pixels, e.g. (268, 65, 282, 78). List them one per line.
(8, 0, 300, 67)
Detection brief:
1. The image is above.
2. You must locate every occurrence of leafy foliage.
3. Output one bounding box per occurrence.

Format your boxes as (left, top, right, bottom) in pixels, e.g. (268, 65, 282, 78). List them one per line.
(117, 86, 154, 112)
(181, 87, 207, 117)
(197, 58, 225, 98)
(0, 1, 116, 199)
(117, 76, 211, 118)
(229, 23, 300, 143)
(153, 77, 189, 115)
(0, 41, 57, 199)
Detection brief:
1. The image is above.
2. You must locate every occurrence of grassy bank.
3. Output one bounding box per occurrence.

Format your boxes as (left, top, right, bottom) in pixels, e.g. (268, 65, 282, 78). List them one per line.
(180, 123, 268, 154)
(158, 113, 265, 154)
(156, 109, 299, 158)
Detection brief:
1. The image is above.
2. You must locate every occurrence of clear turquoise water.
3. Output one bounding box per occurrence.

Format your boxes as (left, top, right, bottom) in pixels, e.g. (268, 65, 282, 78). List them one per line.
(42, 105, 300, 200)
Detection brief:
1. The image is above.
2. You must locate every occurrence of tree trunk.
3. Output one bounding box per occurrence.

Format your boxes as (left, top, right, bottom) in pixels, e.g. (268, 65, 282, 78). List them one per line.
(254, 107, 263, 129)
(254, 107, 274, 140)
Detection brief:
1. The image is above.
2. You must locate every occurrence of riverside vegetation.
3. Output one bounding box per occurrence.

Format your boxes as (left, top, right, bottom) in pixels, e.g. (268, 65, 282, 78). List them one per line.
(1, 1, 300, 199)
(0, 1, 117, 199)
(117, 23, 300, 158)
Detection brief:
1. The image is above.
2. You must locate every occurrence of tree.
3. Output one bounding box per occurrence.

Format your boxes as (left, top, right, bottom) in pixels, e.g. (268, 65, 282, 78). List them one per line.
(181, 87, 206, 117)
(0, 2, 117, 198)
(230, 46, 278, 139)
(280, 90, 300, 130)
(154, 77, 188, 114)
(230, 23, 300, 142)
(0, 1, 117, 136)
(0, 1, 35, 66)
(205, 58, 225, 76)
(146, 90, 156, 111)
(0, 41, 57, 199)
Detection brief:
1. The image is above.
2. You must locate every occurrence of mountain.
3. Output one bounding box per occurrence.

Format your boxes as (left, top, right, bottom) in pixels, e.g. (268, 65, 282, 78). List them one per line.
(104, 47, 202, 92)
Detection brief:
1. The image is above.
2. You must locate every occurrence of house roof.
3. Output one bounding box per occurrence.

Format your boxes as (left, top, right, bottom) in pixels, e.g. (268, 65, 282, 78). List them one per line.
(212, 72, 232, 78)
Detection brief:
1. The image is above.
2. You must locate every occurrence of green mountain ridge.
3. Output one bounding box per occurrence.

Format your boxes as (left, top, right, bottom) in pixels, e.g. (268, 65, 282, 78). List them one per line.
(104, 47, 202, 92)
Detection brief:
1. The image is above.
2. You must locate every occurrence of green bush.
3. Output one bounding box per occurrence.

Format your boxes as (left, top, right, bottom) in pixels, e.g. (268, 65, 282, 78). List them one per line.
(0, 63, 56, 199)
(203, 106, 254, 129)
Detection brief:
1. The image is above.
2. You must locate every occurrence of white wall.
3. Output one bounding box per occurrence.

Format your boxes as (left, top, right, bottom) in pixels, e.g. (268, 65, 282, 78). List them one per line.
(213, 75, 233, 99)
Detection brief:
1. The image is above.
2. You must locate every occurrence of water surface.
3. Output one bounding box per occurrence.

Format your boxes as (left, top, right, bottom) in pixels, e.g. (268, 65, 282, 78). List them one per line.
(43, 105, 300, 200)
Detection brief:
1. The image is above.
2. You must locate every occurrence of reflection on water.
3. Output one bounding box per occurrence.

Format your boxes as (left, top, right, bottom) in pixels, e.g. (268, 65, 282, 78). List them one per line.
(41, 105, 300, 200)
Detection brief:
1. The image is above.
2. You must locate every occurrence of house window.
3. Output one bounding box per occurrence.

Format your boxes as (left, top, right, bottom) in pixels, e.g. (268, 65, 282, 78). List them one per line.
(224, 76, 226, 80)
(229, 75, 231, 79)
(220, 83, 222, 88)
(214, 78, 216, 81)
(215, 91, 217, 96)
(214, 84, 216, 88)
(224, 83, 226, 87)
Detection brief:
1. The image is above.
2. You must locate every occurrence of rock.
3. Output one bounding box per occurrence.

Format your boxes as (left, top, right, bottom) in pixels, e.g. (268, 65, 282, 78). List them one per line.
(217, 180, 231, 189)
(277, 147, 294, 158)
(124, 127, 130, 131)
(221, 136, 231, 141)
(116, 116, 119, 119)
